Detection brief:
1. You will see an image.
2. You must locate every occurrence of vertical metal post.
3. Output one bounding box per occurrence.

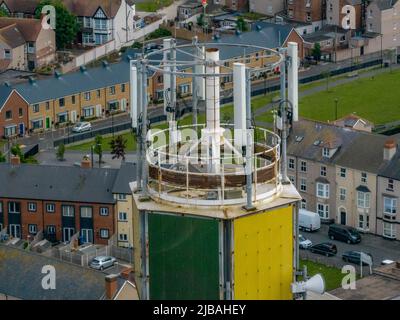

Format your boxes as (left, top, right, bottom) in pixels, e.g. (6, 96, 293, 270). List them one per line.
(136, 60, 143, 191)
(279, 49, 289, 184)
(141, 60, 148, 194)
(192, 37, 199, 127)
(245, 69, 254, 210)
(169, 39, 176, 123)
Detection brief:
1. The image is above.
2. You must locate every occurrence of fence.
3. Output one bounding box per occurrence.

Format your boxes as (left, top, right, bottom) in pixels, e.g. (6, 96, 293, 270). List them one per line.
(49, 243, 110, 267)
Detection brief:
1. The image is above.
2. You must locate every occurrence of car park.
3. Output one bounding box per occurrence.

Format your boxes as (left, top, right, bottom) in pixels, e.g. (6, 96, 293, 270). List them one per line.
(309, 242, 337, 257)
(328, 224, 361, 244)
(342, 251, 373, 265)
(299, 234, 312, 249)
(89, 256, 117, 270)
(72, 122, 92, 133)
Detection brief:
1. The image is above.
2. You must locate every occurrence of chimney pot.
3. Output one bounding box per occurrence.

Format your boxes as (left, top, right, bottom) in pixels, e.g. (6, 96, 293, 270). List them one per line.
(384, 139, 397, 161)
(81, 157, 91, 169)
(105, 274, 119, 300)
(10, 155, 20, 166)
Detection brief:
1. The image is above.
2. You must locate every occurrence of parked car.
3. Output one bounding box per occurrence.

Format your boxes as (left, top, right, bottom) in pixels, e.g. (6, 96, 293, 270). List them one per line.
(309, 242, 337, 257)
(342, 251, 373, 265)
(72, 122, 92, 133)
(328, 224, 361, 244)
(299, 234, 312, 249)
(299, 209, 321, 232)
(90, 256, 117, 270)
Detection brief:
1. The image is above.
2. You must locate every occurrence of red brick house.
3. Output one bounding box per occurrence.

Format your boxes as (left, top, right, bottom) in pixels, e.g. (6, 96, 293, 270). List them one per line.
(0, 85, 29, 138)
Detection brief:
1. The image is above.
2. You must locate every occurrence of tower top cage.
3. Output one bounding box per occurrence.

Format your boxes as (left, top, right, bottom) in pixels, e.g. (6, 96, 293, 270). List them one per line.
(130, 39, 299, 208)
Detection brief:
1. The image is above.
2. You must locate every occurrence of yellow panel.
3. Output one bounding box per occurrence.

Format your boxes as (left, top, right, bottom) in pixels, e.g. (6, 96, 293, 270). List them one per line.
(233, 205, 293, 300)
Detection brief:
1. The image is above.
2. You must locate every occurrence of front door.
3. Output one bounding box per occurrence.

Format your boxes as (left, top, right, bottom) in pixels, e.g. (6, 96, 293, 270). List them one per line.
(9, 224, 21, 238)
(70, 111, 77, 123)
(46, 117, 51, 129)
(80, 229, 93, 243)
(340, 210, 346, 225)
(63, 227, 75, 242)
(19, 123, 25, 136)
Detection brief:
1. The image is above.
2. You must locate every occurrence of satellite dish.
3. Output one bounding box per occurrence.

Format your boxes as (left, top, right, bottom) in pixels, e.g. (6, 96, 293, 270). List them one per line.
(291, 273, 325, 295)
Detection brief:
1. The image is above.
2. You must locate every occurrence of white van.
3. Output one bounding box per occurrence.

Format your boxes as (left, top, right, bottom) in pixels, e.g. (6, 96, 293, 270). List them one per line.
(299, 209, 321, 232)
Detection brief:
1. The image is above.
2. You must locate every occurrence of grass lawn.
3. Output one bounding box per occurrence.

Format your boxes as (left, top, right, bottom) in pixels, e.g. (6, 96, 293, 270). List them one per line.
(136, 0, 173, 12)
(67, 132, 136, 152)
(299, 69, 400, 125)
(299, 259, 344, 291)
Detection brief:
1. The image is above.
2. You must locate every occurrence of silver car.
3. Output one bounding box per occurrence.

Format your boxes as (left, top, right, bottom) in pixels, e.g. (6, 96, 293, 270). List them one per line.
(72, 122, 92, 133)
(90, 256, 117, 270)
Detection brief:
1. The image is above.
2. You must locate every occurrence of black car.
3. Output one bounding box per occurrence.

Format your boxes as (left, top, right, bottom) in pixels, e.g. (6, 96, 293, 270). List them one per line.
(342, 251, 373, 266)
(328, 224, 361, 244)
(309, 242, 337, 257)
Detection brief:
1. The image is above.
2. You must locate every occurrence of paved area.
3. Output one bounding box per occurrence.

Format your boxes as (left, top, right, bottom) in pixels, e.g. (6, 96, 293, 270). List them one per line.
(300, 224, 400, 270)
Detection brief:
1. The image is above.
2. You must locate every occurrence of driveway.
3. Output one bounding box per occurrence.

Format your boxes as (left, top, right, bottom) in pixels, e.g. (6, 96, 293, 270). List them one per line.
(300, 224, 400, 270)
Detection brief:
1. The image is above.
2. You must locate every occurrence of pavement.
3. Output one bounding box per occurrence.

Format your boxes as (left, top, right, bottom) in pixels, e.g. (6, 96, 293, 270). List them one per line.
(300, 224, 400, 270)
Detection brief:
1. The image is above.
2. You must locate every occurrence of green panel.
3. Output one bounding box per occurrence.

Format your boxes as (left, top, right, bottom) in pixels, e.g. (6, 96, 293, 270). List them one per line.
(148, 213, 220, 300)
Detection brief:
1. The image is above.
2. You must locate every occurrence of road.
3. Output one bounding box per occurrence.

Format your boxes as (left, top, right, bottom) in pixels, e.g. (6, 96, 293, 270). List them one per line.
(300, 224, 400, 270)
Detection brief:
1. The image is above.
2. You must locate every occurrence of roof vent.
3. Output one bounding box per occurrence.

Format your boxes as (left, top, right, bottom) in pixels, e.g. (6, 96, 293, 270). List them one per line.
(4, 81, 10, 87)
(28, 76, 36, 84)
(235, 29, 241, 36)
(102, 60, 109, 68)
(80, 66, 87, 73)
(295, 136, 304, 143)
(55, 70, 62, 78)
(126, 54, 133, 61)
(256, 25, 262, 31)
(313, 140, 321, 146)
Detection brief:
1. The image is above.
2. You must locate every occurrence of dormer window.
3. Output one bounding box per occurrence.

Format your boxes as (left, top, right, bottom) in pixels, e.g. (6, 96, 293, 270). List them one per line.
(323, 147, 330, 157)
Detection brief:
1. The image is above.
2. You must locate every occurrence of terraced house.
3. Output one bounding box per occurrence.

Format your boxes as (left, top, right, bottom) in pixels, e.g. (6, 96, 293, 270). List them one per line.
(14, 59, 130, 132)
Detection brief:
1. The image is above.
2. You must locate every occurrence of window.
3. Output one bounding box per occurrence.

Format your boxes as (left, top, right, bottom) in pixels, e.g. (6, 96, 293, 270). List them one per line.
(317, 183, 329, 199)
(301, 199, 307, 209)
(109, 86, 116, 95)
(59, 98, 65, 107)
(361, 172, 367, 183)
(32, 119, 43, 129)
(288, 158, 295, 170)
(62, 205, 74, 216)
(47, 225, 56, 234)
(83, 107, 94, 118)
(339, 188, 346, 201)
(46, 101, 50, 110)
(72, 95, 76, 104)
(84, 92, 91, 101)
(47, 203, 55, 213)
(289, 175, 295, 184)
(5, 110, 12, 119)
(388, 179, 394, 191)
(118, 194, 127, 200)
(4, 49, 11, 59)
(118, 233, 128, 241)
(300, 178, 307, 192)
(80, 207, 93, 218)
(118, 212, 128, 221)
(121, 84, 126, 92)
(5, 125, 16, 137)
(384, 197, 397, 215)
(317, 203, 329, 219)
(300, 161, 307, 173)
(19, 108, 23, 117)
(320, 166, 327, 177)
(100, 229, 109, 239)
(357, 192, 370, 209)
(322, 148, 330, 157)
(0, 202, 2, 213)
(97, 90, 101, 98)
(28, 202, 37, 212)
(179, 84, 191, 95)
(28, 224, 37, 234)
(383, 222, 396, 238)
(100, 207, 109, 216)
(340, 167, 346, 178)
(8, 202, 20, 214)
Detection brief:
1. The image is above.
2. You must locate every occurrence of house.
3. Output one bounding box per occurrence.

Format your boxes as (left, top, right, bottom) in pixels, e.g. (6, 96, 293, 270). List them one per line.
(0, 23, 26, 70)
(224, 0, 248, 12)
(178, 0, 203, 21)
(14, 59, 131, 132)
(0, 85, 29, 138)
(0, 245, 138, 299)
(286, 0, 326, 27)
(249, 0, 284, 17)
(333, 114, 374, 133)
(0, 162, 118, 245)
(0, 0, 39, 18)
(287, 119, 360, 223)
(326, 0, 363, 31)
(63, 0, 136, 47)
(0, 17, 56, 71)
(112, 162, 136, 248)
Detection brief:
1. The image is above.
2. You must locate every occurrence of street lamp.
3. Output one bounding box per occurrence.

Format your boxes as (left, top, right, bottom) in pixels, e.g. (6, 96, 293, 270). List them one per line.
(334, 98, 339, 120)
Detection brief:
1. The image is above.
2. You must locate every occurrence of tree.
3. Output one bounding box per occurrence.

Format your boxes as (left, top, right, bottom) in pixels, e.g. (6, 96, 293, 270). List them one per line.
(35, 0, 79, 49)
(0, 8, 9, 17)
(56, 143, 65, 161)
(11, 144, 23, 158)
(311, 43, 321, 62)
(197, 13, 205, 27)
(93, 135, 103, 167)
(110, 135, 127, 161)
(236, 17, 248, 32)
(0, 151, 5, 162)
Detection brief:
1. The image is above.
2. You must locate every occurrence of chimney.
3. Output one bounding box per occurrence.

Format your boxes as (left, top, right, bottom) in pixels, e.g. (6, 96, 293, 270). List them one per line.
(105, 274, 119, 300)
(120, 267, 133, 281)
(10, 155, 20, 166)
(81, 156, 91, 168)
(384, 139, 397, 161)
